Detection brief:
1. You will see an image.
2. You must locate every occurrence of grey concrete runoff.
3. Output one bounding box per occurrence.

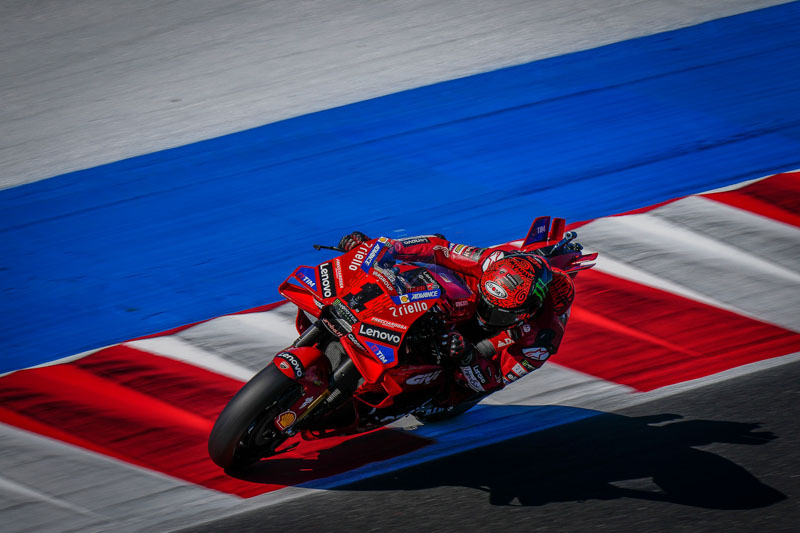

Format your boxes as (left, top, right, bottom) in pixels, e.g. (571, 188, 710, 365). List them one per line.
(0, 0, 788, 190)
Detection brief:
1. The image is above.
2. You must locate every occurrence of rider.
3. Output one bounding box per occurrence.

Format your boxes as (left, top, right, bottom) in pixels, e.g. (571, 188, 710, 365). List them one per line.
(337, 231, 575, 396)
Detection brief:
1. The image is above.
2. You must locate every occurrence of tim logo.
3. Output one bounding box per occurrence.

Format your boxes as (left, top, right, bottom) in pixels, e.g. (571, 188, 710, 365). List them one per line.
(365, 340, 395, 364)
(294, 266, 317, 290)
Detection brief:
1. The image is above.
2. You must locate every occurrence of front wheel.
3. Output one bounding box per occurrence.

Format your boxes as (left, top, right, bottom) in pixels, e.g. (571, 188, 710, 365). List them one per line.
(208, 364, 299, 470)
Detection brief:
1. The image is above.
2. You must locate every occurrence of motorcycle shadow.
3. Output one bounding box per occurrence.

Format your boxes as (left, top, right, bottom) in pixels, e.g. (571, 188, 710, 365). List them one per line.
(227, 428, 434, 487)
(342, 406, 787, 510)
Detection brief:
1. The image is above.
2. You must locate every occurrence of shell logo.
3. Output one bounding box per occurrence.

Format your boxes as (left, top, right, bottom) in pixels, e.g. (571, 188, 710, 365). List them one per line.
(399, 295, 410, 304)
(276, 411, 297, 430)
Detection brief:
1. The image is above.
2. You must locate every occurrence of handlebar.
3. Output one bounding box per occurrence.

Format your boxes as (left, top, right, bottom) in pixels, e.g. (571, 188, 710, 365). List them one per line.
(548, 231, 577, 256)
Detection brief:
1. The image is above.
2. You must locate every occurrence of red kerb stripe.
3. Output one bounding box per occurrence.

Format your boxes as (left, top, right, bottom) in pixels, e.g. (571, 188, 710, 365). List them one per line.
(703, 171, 800, 227)
(557, 270, 800, 391)
(0, 346, 430, 497)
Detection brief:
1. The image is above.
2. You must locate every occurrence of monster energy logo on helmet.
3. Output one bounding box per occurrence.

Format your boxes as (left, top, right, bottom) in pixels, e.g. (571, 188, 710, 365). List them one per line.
(531, 278, 549, 303)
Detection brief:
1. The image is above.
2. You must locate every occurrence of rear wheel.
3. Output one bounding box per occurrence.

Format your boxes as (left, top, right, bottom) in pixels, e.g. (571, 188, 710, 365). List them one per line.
(208, 365, 300, 470)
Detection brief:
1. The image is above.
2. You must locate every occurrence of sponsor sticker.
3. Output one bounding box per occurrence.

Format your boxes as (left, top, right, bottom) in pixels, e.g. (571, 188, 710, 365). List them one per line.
(332, 299, 358, 324)
(318, 263, 336, 299)
(504, 372, 518, 384)
(482, 251, 505, 271)
(275, 410, 297, 430)
(364, 340, 396, 364)
(390, 300, 429, 317)
(358, 323, 402, 346)
(322, 317, 347, 337)
(467, 247, 486, 260)
(484, 281, 508, 299)
(406, 370, 443, 386)
(512, 363, 529, 378)
(399, 236, 430, 246)
(361, 237, 389, 273)
(390, 288, 440, 304)
(496, 336, 514, 348)
(531, 278, 549, 302)
(348, 243, 371, 271)
(276, 352, 304, 378)
(372, 268, 397, 293)
(333, 258, 344, 289)
(416, 269, 438, 287)
(299, 396, 315, 410)
(347, 332, 365, 351)
(461, 365, 485, 392)
(370, 316, 409, 331)
(522, 346, 550, 361)
(524, 217, 551, 246)
(294, 266, 318, 291)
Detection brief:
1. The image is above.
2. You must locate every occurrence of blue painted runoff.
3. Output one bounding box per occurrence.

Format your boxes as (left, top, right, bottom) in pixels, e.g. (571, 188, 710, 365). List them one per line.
(2, 2, 800, 373)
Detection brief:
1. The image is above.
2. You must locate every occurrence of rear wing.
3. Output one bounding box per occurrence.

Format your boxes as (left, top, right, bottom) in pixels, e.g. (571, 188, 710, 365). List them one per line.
(521, 216, 565, 251)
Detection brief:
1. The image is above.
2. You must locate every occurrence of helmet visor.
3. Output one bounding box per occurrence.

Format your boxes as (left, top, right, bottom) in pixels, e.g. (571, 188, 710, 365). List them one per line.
(476, 296, 532, 329)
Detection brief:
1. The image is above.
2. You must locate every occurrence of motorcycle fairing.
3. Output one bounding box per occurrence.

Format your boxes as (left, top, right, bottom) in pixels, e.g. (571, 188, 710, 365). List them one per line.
(279, 237, 458, 380)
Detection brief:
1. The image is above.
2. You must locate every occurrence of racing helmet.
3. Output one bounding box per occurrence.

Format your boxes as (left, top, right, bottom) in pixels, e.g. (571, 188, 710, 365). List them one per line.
(477, 254, 553, 329)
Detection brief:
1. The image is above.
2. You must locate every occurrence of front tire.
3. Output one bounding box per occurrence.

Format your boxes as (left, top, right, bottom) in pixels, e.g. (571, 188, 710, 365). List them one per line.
(208, 364, 298, 470)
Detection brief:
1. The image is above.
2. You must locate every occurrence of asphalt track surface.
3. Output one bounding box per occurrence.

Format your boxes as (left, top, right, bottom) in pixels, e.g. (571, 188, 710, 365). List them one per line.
(181, 360, 800, 533)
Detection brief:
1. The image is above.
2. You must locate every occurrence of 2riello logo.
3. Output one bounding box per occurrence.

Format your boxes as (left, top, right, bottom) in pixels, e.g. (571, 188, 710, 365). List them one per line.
(358, 323, 401, 346)
(349, 244, 370, 271)
(391, 300, 428, 317)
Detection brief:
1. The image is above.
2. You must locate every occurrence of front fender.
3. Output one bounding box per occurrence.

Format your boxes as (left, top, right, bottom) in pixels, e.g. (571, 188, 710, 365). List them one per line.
(272, 346, 328, 380)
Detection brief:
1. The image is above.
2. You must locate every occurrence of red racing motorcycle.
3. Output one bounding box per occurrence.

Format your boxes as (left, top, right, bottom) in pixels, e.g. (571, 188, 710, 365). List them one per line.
(208, 217, 595, 469)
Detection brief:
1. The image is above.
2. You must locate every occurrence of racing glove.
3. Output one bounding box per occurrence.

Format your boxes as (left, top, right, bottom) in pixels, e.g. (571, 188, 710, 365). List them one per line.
(338, 231, 370, 252)
(436, 331, 474, 366)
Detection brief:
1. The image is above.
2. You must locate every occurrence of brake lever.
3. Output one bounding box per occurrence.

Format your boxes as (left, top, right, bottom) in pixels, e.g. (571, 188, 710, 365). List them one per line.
(313, 245, 345, 252)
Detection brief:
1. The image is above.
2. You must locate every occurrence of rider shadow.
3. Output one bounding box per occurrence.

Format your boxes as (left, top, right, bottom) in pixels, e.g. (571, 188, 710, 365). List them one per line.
(343, 407, 786, 510)
(228, 428, 435, 487)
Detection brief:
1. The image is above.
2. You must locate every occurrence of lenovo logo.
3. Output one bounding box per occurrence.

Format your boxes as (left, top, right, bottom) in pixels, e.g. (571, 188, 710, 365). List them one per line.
(358, 323, 402, 346)
(319, 263, 335, 299)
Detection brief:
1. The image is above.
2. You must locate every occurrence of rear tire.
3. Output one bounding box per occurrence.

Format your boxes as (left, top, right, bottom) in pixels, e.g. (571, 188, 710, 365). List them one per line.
(208, 364, 298, 470)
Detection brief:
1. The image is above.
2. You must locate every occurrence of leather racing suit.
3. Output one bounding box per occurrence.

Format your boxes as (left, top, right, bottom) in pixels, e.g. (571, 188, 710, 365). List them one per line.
(388, 234, 575, 395)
